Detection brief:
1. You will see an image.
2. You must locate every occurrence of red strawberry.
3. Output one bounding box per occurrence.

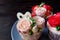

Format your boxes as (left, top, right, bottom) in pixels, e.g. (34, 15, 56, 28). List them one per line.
(31, 5, 39, 17)
(48, 12, 60, 27)
(31, 3, 53, 17)
(32, 5, 39, 12)
(55, 12, 60, 25)
(55, 12, 60, 18)
(48, 16, 59, 27)
(31, 12, 36, 17)
(43, 4, 53, 17)
(45, 10, 51, 16)
(43, 4, 53, 11)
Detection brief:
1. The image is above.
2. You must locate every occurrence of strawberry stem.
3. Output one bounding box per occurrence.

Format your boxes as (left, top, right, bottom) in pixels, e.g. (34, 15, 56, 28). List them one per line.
(40, 2, 45, 7)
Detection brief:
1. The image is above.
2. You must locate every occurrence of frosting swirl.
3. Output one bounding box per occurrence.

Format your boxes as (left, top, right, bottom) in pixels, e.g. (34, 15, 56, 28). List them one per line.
(17, 18, 31, 32)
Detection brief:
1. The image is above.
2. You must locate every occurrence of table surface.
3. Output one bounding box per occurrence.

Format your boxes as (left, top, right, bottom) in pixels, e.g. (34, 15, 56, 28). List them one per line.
(0, 16, 16, 40)
(0, 1, 15, 40)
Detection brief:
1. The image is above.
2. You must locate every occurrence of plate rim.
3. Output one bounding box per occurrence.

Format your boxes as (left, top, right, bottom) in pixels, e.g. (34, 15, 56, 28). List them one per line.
(11, 21, 18, 40)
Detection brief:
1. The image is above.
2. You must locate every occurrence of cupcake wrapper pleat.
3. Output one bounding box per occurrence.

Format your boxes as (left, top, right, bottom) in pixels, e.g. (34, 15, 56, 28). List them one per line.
(49, 30, 60, 40)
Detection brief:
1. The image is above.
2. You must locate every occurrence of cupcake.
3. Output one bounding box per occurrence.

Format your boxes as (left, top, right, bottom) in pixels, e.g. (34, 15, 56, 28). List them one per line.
(47, 12, 60, 40)
(31, 3, 53, 18)
(17, 12, 45, 40)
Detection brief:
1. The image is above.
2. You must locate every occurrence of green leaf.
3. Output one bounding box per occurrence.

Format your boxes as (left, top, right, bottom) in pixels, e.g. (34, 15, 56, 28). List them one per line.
(29, 30, 33, 35)
(40, 2, 45, 7)
(31, 22, 36, 27)
(56, 26, 60, 31)
(30, 17, 35, 22)
(38, 28, 42, 32)
(29, 17, 36, 27)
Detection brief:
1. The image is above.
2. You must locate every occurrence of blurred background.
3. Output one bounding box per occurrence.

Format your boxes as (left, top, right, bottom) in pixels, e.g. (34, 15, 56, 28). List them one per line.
(0, 0, 60, 40)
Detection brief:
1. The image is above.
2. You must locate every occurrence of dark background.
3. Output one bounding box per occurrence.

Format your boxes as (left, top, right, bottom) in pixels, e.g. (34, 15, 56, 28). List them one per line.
(16, 0, 60, 13)
(0, 0, 60, 40)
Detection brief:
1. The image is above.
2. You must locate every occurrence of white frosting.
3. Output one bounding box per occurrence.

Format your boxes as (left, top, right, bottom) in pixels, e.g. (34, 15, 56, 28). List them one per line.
(47, 22, 60, 35)
(32, 25, 38, 33)
(33, 16, 45, 25)
(17, 16, 45, 40)
(17, 18, 31, 32)
(24, 11, 31, 18)
(17, 16, 45, 33)
(35, 7, 46, 16)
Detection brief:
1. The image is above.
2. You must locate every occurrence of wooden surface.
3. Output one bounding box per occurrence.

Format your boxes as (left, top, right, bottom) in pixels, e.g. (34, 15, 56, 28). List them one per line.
(0, 16, 16, 40)
(0, 0, 16, 40)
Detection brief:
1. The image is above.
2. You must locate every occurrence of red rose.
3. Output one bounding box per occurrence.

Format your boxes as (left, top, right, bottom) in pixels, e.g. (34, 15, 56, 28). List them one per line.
(43, 4, 53, 11)
(45, 10, 51, 16)
(48, 15, 60, 27)
(55, 12, 60, 25)
(43, 4, 53, 17)
(32, 5, 39, 12)
(31, 5, 39, 17)
(31, 12, 36, 17)
(55, 12, 60, 18)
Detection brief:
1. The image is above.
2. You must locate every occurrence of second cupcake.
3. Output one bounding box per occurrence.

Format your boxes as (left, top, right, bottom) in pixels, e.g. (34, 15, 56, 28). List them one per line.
(47, 12, 60, 40)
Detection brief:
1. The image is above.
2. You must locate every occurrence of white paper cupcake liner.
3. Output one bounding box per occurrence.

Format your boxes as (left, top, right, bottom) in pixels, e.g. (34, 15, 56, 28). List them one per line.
(47, 22, 60, 40)
(48, 30, 60, 40)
